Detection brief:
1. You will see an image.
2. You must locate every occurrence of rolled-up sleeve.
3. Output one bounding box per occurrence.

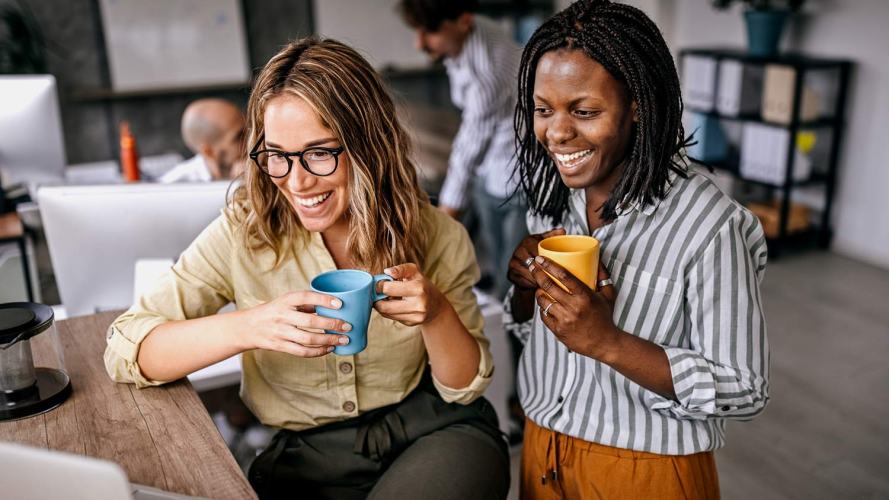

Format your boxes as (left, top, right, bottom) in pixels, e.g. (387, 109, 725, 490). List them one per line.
(424, 211, 493, 404)
(104, 210, 237, 388)
(438, 49, 513, 211)
(649, 210, 770, 420)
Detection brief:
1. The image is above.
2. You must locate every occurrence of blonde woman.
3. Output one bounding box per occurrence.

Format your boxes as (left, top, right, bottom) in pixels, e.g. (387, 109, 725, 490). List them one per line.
(104, 38, 509, 500)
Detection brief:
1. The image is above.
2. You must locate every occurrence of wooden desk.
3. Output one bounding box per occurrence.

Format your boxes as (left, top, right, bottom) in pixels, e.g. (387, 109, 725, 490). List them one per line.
(0, 311, 256, 499)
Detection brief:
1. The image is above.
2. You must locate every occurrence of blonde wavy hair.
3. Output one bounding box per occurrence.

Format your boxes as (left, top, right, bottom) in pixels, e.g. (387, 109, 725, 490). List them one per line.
(233, 37, 429, 273)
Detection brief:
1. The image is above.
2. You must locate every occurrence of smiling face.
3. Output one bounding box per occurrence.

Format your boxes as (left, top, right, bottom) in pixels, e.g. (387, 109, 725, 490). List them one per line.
(533, 49, 636, 192)
(263, 94, 350, 235)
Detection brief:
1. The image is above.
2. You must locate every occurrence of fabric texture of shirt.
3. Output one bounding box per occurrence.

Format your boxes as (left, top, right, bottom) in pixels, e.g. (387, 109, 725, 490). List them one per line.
(159, 154, 213, 183)
(105, 203, 494, 431)
(504, 170, 770, 455)
(439, 16, 521, 209)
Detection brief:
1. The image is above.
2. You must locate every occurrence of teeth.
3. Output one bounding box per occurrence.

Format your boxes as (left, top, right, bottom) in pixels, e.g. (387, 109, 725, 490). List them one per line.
(554, 150, 592, 164)
(296, 192, 331, 207)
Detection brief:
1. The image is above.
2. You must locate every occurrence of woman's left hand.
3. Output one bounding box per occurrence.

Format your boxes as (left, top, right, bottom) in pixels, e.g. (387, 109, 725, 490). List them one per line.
(528, 256, 622, 360)
(374, 263, 448, 327)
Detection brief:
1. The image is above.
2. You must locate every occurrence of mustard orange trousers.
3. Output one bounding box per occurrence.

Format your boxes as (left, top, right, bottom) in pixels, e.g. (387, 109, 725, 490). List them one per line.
(521, 419, 720, 500)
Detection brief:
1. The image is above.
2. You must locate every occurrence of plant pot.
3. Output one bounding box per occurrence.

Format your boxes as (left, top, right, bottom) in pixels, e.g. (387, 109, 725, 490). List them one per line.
(744, 9, 790, 57)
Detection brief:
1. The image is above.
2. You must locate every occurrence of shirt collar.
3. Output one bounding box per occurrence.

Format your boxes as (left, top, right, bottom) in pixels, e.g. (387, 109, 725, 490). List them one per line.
(445, 19, 481, 69)
(570, 169, 679, 222)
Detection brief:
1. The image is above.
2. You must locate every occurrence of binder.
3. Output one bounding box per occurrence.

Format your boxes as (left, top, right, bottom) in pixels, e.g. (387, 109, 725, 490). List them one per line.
(682, 55, 717, 112)
(740, 122, 812, 184)
(687, 112, 728, 163)
(762, 65, 821, 124)
(716, 60, 764, 116)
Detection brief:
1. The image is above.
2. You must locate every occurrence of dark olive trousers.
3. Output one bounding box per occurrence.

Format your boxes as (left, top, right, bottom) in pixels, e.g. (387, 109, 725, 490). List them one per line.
(248, 375, 510, 500)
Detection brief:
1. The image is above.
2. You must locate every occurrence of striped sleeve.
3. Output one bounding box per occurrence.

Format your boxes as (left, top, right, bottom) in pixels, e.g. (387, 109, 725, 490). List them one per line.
(651, 209, 770, 421)
(502, 211, 557, 345)
(438, 41, 512, 210)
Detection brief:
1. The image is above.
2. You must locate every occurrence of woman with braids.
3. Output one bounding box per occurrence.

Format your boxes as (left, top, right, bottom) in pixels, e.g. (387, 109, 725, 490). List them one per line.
(504, 1, 769, 498)
(104, 38, 509, 500)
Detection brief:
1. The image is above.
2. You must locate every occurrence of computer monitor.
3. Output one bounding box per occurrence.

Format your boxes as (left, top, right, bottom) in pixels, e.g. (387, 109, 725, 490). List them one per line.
(37, 181, 232, 317)
(0, 75, 67, 185)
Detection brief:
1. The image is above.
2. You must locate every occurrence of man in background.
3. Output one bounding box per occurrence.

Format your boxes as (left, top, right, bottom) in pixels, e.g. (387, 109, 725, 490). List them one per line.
(399, 0, 528, 443)
(160, 98, 245, 183)
(399, 0, 526, 299)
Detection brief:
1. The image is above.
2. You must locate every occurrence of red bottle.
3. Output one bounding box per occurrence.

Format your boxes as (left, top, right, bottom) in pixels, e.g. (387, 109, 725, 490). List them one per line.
(120, 121, 141, 182)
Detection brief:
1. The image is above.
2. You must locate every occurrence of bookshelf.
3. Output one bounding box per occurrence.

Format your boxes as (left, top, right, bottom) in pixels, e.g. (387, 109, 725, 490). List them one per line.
(680, 47, 852, 257)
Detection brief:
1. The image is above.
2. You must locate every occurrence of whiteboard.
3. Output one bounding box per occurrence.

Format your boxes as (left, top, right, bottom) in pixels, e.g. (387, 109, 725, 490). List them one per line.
(313, 0, 430, 70)
(98, 0, 251, 91)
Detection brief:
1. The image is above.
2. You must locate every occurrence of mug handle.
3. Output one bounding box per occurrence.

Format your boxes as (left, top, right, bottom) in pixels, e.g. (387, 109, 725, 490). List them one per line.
(372, 274, 394, 302)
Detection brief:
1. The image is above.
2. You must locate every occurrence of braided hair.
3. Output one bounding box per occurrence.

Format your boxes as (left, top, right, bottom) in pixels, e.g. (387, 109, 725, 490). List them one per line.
(515, 0, 692, 224)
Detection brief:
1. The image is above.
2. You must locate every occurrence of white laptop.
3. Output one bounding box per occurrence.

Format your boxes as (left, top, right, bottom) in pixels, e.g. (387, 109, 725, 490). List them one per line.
(0, 442, 201, 500)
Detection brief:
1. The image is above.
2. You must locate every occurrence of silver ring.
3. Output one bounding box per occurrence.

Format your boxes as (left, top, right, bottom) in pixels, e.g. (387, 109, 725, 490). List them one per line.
(524, 257, 535, 268)
(597, 278, 614, 289)
(542, 301, 554, 317)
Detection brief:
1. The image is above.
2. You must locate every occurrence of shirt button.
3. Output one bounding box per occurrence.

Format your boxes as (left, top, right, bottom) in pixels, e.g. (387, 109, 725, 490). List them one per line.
(339, 362, 353, 374)
(343, 401, 356, 412)
(557, 396, 564, 403)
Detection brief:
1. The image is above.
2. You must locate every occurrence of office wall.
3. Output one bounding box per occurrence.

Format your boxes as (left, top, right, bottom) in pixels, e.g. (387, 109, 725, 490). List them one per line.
(669, 0, 889, 269)
(314, 0, 427, 70)
(1, 0, 313, 165)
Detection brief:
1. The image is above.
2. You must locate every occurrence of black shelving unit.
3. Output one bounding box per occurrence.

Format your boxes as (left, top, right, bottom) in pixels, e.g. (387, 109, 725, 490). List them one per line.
(680, 47, 852, 257)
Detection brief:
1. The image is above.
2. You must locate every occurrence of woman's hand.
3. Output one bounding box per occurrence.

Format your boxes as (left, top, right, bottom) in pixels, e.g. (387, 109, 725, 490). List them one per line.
(507, 228, 566, 290)
(374, 263, 448, 327)
(528, 255, 621, 360)
(240, 291, 352, 357)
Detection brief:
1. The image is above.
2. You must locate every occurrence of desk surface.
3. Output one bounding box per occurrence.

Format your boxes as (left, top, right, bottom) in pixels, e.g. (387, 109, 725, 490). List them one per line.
(0, 311, 256, 499)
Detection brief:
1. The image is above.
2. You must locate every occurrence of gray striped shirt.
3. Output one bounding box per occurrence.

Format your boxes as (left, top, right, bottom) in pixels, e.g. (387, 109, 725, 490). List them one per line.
(440, 16, 521, 208)
(504, 171, 770, 455)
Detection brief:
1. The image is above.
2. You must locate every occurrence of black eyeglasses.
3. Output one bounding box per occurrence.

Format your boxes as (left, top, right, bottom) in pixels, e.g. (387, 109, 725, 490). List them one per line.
(249, 133, 345, 178)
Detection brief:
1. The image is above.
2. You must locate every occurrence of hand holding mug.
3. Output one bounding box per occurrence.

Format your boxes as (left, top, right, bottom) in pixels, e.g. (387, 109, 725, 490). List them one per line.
(240, 291, 351, 358)
(507, 228, 567, 290)
(528, 256, 620, 360)
(374, 263, 447, 327)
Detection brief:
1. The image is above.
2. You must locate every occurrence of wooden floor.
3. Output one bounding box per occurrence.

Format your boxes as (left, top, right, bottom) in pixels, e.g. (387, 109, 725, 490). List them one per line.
(716, 251, 889, 499)
(507, 251, 889, 500)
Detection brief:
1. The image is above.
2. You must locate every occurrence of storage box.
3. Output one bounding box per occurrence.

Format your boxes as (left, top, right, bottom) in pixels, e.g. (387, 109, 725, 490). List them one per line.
(739, 123, 813, 185)
(746, 200, 811, 239)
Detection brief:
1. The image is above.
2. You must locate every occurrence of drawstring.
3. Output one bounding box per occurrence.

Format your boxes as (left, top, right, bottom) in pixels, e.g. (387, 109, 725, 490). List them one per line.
(541, 427, 559, 486)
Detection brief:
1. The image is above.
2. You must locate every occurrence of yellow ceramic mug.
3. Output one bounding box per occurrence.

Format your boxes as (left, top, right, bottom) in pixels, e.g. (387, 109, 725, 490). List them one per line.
(537, 235, 600, 291)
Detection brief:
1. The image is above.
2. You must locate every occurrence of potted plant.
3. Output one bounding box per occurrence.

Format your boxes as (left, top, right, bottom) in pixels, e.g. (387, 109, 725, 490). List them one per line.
(712, 0, 806, 57)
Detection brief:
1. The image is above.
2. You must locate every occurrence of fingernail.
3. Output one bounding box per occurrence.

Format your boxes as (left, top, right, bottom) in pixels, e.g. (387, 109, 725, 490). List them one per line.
(339, 337, 350, 345)
(342, 323, 352, 332)
(331, 298, 342, 308)
(528, 264, 535, 272)
(535, 256, 544, 263)
(328, 346, 335, 352)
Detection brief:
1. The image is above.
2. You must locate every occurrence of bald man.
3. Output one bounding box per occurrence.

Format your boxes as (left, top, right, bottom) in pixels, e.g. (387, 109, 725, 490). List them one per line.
(160, 98, 246, 183)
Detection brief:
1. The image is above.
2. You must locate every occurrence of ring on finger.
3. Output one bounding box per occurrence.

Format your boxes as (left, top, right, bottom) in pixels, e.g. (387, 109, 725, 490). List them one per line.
(597, 278, 614, 289)
(523, 257, 535, 268)
(542, 301, 554, 317)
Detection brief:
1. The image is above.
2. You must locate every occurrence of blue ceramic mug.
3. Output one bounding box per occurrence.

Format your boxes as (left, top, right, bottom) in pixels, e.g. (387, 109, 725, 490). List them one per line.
(310, 269, 393, 355)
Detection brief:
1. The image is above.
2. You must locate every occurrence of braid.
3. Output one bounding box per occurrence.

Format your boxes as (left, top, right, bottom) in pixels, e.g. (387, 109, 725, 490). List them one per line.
(514, 0, 692, 224)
